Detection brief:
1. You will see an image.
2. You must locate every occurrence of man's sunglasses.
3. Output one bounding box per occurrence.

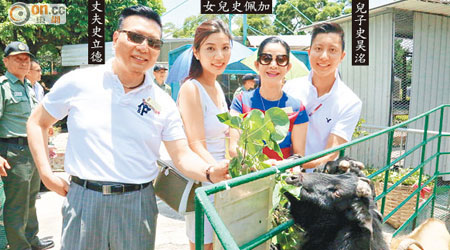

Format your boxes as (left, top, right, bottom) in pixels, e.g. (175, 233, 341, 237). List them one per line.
(118, 30, 163, 50)
(258, 53, 289, 67)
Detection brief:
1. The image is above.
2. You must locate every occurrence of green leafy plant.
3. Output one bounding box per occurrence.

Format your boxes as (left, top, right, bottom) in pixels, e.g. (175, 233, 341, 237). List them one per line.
(352, 118, 369, 139)
(271, 174, 305, 249)
(363, 167, 431, 186)
(218, 108, 301, 249)
(217, 107, 290, 178)
(394, 114, 409, 125)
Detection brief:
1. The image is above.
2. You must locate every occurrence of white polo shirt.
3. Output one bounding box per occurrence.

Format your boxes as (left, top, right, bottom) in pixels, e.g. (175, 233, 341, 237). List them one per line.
(43, 59, 186, 184)
(33, 82, 45, 102)
(283, 70, 362, 162)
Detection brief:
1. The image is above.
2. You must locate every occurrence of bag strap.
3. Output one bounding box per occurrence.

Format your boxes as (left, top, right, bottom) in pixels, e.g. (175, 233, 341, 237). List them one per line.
(157, 159, 199, 184)
(178, 180, 195, 213)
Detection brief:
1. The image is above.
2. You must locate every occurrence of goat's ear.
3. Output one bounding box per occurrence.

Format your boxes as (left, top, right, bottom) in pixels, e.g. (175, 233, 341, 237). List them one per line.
(346, 200, 374, 234)
(373, 209, 383, 222)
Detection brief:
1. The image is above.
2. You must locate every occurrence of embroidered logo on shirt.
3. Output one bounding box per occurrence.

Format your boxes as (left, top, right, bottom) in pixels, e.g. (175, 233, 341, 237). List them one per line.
(326, 117, 332, 123)
(137, 100, 151, 116)
(144, 97, 161, 114)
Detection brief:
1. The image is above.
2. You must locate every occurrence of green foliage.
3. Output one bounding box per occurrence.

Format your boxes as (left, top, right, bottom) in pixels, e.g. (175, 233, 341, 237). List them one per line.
(363, 167, 431, 186)
(352, 118, 369, 139)
(168, 14, 228, 38)
(272, 174, 304, 249)
(167, 0, 350, 38)
(394, 114, 409, 124)
(233, 15, 276, 36)
(217, 107, 289, 178)
(0, 0, 165, 74)
(393, 38, 413, 101)
(218, 108, 303, 249)
(273, 0, 351, 35)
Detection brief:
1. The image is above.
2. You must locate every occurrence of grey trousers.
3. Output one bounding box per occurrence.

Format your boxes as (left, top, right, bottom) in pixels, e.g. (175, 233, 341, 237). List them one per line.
(61, 181, 158, 250)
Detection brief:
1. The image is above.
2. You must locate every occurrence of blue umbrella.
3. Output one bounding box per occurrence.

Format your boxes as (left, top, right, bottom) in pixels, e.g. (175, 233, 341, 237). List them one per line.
(166, 46, 193, 85)
(166, 41, 254, 85)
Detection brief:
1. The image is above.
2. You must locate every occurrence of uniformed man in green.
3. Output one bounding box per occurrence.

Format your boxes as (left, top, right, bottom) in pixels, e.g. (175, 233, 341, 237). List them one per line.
(153, 64, 171, 96)
(0, 41, 54, 250)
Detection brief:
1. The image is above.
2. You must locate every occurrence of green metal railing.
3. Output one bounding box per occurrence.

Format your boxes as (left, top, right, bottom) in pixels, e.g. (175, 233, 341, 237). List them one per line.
(195, 104, 450, 250)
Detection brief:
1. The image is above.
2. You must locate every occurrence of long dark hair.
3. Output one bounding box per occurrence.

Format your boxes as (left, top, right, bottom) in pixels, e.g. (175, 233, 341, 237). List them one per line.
(186, 19, 232, 80)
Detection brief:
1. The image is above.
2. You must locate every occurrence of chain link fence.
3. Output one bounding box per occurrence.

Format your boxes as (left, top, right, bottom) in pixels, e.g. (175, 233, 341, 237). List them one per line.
(392, 10, 414, 126)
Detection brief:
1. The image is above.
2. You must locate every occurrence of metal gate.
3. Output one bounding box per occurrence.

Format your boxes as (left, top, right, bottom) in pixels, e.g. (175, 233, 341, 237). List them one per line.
(195, 104, 450, 250)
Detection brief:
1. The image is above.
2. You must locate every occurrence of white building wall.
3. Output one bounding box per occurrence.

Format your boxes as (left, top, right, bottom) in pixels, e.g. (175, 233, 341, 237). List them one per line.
(405, 12, 450, 179)
(338, 11, 394, 168)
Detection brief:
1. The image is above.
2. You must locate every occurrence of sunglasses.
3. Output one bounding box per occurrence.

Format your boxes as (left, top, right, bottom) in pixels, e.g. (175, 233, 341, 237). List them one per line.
(118, 30, 163, 50)
(258, 53, 289, 67)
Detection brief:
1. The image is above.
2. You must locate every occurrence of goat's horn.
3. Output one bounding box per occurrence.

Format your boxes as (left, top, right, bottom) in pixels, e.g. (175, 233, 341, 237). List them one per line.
(356, 178, 372, 198)
(351, 160, 365, 170)
(338, 160, 350, 172)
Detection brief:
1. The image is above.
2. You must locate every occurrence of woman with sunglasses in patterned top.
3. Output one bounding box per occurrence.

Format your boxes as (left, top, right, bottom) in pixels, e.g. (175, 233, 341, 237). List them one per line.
(230, 37, 309, 161)
(177, 19, 232, 250)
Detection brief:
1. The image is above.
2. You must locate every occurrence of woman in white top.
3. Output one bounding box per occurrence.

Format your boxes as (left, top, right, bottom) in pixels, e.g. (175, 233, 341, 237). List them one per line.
(177, 19, 232, 250)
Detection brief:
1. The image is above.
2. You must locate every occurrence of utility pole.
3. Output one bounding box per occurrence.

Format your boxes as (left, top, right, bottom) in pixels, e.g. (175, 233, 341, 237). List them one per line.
(243, 14, 248, 46)
(228, 14, 233, 34)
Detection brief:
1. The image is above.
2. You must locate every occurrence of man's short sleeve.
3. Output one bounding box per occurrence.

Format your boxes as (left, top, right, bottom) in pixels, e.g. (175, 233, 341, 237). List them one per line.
(42, 72, 73, 120)
(161, 97, 186, 141)
(331, 100, 362, 142)
(230, 93, 243, 113)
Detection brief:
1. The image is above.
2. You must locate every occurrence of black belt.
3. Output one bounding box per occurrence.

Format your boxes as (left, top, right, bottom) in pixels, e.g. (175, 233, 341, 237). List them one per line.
(71, 176, 152, 195)
(0, 137, 28, 146)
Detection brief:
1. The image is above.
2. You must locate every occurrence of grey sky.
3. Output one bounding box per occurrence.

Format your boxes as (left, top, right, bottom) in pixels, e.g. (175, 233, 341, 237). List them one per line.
(161, 0, 199, 28)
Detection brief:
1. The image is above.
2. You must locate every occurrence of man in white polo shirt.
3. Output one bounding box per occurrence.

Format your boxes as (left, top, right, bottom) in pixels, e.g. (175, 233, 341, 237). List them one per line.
(26, 5, 229, 250)
(283, 22, 362, 171)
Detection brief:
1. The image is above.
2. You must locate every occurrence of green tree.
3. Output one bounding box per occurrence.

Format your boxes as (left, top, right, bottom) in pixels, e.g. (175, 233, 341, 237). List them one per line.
(393, 38, 413, 101)
(233, 14, 276, 36)
(162, 21, 177, 37)
(0, 0, 165, 74)
(168, 14, 229, 38)
(273, 0, 350, 35)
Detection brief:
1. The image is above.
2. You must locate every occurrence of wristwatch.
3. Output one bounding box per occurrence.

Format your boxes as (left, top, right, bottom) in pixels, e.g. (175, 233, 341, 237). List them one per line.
(206, 165, 214, 183)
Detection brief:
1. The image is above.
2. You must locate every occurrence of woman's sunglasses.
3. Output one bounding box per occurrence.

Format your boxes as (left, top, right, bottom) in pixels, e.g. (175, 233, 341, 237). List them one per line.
(258, 53, 289, 67)
(119, 30, 163, 50)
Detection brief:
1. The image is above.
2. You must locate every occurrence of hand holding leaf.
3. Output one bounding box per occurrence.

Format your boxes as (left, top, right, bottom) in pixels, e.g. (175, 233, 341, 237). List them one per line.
(218, 107, 290, 178)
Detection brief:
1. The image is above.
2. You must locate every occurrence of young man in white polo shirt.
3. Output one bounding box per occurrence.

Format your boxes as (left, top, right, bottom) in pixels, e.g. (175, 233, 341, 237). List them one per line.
(26, 5, 229, 250)
(283, 22, 362, 171)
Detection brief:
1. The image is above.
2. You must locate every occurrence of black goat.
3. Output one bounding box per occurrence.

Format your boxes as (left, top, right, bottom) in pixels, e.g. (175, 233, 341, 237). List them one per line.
(284, 171, 389, 250)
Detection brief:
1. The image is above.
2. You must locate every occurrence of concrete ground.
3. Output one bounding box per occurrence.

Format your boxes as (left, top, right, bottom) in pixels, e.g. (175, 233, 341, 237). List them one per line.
(36, 173, 189, 250)
(34, 173, 399, 250)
